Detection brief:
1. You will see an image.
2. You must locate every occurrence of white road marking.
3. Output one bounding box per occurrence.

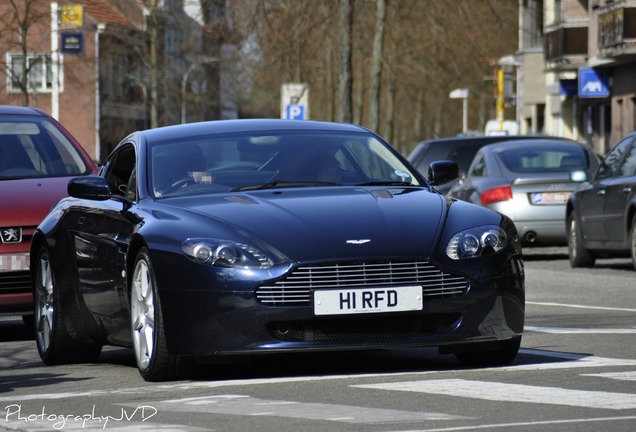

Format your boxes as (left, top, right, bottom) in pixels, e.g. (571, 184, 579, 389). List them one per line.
(1, 350, 635, 403)
(352, 379, 636, 409)
(525, 325, 636, 334)
(582, 371, 636, 381)
(389, 416, 636, 432)
(492, 349, 636, 372)
(527, 301, 636, 313)
(144, 395, 468, 423)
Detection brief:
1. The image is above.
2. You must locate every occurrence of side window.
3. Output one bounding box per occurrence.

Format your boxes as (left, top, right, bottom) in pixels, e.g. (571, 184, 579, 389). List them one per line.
(125, 169, 137, 201)
(597, 137, 633, 180)
(449, 143, 484, 174)
(103, 144, 136, 196)
(469, 155, 488, 177)
(619, 141, 636, 177)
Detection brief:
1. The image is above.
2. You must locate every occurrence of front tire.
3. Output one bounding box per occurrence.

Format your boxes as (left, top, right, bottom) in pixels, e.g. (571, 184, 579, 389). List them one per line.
(33, 247, 102, 364)
(567, 212, 595, 268)
(130, 248, 188, 381)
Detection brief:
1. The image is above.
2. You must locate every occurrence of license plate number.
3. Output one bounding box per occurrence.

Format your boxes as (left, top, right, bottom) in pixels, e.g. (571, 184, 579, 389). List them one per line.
(0, 253, 30, 272)
(314, 286, 423, 316)
(530, 192, 570, 205)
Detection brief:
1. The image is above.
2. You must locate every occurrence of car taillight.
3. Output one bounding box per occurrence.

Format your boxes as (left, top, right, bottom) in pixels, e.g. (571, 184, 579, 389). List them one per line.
(480, 185, 512, 205)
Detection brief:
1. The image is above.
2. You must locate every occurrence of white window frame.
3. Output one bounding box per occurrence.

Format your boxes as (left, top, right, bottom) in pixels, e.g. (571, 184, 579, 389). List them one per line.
(5, 52, 64, 94)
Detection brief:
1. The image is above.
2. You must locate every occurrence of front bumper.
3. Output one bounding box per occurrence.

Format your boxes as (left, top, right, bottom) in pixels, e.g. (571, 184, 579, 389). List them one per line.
(157, 257, 525, 357)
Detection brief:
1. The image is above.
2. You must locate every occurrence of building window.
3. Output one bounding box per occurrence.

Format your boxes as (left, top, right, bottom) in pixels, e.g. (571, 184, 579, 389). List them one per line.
(6, 53, 63, 93)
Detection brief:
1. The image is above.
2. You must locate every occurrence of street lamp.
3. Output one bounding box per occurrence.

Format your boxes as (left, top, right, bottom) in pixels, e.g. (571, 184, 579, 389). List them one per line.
(181, 57, 219, 124)
(449, 88, 469, 134)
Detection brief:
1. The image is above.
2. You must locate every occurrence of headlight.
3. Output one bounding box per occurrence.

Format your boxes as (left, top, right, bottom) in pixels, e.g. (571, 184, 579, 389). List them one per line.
(446, 225, 507, 260)
(182, 238, 275, 269)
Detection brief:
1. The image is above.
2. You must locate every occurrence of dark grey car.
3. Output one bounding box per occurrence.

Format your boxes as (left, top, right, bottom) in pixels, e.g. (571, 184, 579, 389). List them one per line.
(449, 139, 599, 246)
(566, 131, 636, 270)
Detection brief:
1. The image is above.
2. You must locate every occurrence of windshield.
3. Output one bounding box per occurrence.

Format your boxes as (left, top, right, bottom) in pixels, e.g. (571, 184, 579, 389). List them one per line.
(149, 130, 420, 197)
(0, 116, 90, 180)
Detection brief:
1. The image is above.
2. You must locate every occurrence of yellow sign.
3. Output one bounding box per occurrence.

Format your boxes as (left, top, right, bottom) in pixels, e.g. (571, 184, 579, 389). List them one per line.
(61, 5, 83, 28)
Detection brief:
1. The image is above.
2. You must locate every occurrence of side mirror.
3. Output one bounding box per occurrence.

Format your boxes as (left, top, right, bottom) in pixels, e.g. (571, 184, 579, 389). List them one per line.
(68, 176, 112, 201)
(569, 170, 587, 182)
(428, 160, 459, 186)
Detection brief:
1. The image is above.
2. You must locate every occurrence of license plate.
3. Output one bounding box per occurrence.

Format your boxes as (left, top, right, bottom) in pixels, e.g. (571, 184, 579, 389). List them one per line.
(314, 286, 423, 316)
(0, 253, 30, 272)
(530, 192, 570, 205)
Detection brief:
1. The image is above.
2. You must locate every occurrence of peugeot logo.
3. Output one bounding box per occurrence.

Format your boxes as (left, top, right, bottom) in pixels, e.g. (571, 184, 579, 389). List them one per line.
(346, 239, 371, 245)
(1, 227, 22, 244)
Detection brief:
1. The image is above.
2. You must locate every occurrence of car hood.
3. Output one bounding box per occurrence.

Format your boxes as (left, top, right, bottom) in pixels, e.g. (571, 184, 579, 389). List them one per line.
(167, 187, 446, 261)
(1, 177, 72, 227)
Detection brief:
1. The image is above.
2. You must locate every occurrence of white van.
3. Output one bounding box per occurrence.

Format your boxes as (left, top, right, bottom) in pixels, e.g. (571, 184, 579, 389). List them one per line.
(485, 120, 519, 136)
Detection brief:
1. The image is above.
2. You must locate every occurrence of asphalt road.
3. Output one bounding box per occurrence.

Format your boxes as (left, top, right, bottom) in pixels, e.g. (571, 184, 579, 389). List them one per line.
(1, 247, 635, 432)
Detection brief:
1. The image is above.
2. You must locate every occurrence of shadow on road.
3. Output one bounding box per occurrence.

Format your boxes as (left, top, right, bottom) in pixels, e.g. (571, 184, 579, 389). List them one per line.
(0, 318, 34, 342)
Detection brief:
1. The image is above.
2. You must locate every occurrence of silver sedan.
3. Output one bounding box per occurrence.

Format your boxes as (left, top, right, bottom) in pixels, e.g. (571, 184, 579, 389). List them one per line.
(448, 138, 600, 246)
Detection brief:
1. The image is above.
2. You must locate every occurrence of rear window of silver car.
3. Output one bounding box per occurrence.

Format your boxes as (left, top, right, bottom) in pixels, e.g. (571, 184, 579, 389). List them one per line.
(495, 147, 586, 173)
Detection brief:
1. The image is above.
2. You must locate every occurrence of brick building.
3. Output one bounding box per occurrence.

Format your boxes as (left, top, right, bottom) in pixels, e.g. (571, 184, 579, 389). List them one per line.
(516, 0, 636, 155)
(1, 0, 233, 163)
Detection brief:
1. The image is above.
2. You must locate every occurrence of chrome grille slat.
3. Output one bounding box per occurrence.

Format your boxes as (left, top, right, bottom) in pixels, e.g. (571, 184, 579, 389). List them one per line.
(256, 261, 469, 306)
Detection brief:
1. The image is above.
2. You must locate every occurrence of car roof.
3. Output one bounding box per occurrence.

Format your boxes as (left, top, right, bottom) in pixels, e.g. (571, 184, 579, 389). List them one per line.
(0, 105, 49, 117)
(479, 138, 589, 152)
(416, 135, 543, 145)
(136, 119, 371, 142)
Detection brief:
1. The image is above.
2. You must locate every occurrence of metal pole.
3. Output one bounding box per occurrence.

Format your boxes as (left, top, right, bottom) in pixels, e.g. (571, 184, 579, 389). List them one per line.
(181, 57, 218, 124)
(51, 2, 60, 120)
(462, 96, 468, 134)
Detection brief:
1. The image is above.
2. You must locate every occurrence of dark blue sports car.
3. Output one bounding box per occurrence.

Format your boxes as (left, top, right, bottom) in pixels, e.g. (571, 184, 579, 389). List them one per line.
(31, 119, 524, 381)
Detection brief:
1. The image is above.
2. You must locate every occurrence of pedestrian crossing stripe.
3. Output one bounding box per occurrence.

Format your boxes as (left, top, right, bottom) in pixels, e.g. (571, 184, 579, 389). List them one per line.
(148, 395, 469, 423)
(352, 379, 636, 410)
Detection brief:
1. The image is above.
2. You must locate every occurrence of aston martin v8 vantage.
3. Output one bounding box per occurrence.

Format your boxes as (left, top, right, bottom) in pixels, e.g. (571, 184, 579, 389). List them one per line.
(31, 119, 524, 381)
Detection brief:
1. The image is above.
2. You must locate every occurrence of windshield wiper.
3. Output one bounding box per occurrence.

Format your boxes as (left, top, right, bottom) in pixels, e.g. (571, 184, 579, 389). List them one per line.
(230, 180, 340, 192)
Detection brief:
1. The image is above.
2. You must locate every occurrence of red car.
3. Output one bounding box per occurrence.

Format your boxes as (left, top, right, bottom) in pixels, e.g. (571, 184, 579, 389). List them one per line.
(0, 106, 97, 323)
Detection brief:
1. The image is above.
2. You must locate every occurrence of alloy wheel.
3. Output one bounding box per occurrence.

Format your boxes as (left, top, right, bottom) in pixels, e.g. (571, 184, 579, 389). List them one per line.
(131, 259, 155, 370)
(34, 252, 54, 353)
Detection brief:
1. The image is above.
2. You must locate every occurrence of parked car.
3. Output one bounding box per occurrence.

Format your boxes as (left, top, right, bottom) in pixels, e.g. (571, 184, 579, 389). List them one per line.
(31, 119, 524, 381)
(566, 131, 636, 270)
(448, 138, 599, 246)
(0, 106, 97, 323)
(407, 135, 546, 194)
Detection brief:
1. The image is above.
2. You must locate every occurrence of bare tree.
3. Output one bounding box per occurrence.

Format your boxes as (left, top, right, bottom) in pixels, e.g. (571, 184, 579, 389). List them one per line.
(0, 0, 51, 106)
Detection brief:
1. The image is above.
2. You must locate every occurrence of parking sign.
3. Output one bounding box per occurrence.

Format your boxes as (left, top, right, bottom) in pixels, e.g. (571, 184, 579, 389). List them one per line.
(281, 83, 309, 120)
(285, 104, 305, 120)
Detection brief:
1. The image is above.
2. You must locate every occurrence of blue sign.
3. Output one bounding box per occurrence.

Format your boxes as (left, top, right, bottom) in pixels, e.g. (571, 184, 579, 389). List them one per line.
(285, 104, 305, 120)
(578, 68, 610, 98)
(61, 32, 84, 55)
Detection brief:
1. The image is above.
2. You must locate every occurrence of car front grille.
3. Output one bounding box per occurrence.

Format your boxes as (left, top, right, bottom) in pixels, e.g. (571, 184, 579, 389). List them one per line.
(256, 260, 468, 306)
(0, 271, 31, 294)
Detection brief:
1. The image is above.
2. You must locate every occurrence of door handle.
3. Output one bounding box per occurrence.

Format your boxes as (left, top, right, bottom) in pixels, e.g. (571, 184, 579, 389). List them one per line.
(623, 186, 632, 194)
(596, 189, 606, 196)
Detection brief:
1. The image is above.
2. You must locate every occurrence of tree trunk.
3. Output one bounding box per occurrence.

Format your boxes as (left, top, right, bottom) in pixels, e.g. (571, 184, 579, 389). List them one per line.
(368, 0, 386, 132)
(338, 0, 353, 123)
